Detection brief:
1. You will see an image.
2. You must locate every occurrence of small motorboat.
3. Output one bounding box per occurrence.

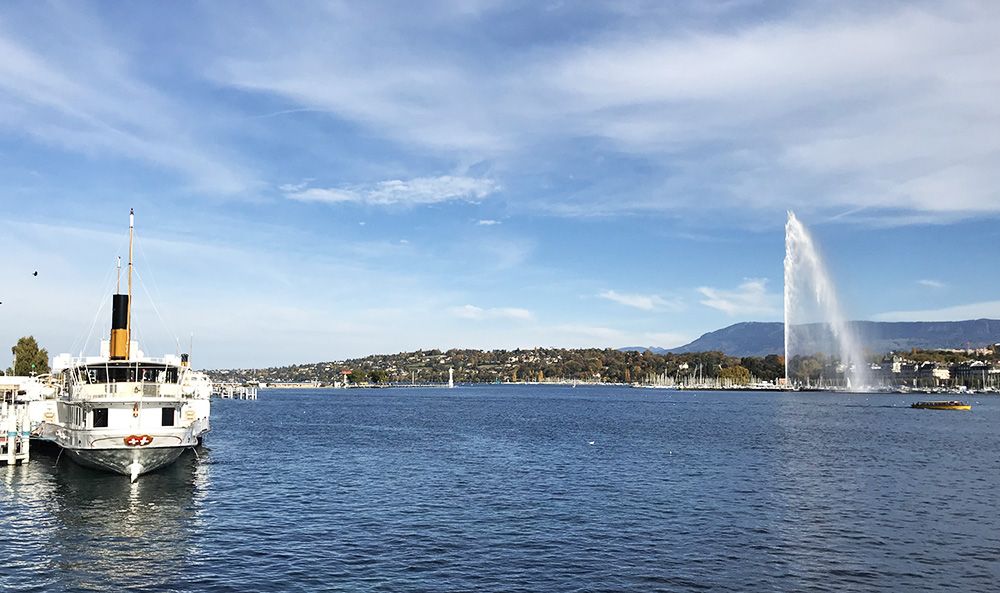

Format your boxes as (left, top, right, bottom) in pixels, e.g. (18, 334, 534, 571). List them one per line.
(911, 400, 971, 411)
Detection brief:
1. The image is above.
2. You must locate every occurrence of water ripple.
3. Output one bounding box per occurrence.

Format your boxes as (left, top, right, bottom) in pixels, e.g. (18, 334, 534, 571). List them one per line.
(2, 388, 999, 592)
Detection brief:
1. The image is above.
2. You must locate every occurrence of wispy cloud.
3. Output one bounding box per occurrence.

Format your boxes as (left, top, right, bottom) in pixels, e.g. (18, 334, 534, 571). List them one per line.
(598, 289, 684, 312)
(6, 2, 1000, 221)
(206, 2, 1000, 221)
(477, 219, 501, 226)
(873, 300, 1000, 322)
(698, 278, 780, 316)
(285, 176, 499, 206)
(450, 304, 534, 321)
(0, 14, 253, 194)
(278, 180, 314, 193)
(917, 279, 946, 289)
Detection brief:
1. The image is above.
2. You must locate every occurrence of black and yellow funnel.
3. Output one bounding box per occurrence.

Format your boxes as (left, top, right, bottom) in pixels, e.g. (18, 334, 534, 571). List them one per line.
(110, 208, 135, 360)
(110, 293, 130, 360)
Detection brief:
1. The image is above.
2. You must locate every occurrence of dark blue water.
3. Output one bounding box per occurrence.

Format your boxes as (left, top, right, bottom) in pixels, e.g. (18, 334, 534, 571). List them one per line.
(2, 387, 999, 592)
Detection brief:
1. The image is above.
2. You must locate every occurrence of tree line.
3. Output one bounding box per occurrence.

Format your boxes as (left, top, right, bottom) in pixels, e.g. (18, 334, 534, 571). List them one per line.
(210, 348, 787, 385)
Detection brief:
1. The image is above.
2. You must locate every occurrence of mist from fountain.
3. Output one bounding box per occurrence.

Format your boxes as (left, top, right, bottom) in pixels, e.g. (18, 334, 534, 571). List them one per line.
(784, 212, 869, 389)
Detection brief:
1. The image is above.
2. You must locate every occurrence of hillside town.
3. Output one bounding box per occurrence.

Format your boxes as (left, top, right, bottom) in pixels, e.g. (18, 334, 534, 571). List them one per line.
(206, 345, 1000, 391)
(868, 352, 1000, 389)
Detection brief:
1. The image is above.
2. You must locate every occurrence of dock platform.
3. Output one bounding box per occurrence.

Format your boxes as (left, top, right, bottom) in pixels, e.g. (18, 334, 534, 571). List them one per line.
(1, 390, 30, 465)
(212, 382, 258, 400)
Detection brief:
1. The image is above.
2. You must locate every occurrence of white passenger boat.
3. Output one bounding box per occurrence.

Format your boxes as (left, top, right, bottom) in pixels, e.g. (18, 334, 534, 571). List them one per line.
(34, 209, 211, 481)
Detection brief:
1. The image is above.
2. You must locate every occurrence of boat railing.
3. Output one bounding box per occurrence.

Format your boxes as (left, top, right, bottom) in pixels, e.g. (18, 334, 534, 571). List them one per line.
(68, 382, 185, 400)
(54, 356, 180, 373)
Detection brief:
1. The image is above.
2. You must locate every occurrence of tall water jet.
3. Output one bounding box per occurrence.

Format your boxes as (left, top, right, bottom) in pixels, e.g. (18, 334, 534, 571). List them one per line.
(784, 212, 868, 389)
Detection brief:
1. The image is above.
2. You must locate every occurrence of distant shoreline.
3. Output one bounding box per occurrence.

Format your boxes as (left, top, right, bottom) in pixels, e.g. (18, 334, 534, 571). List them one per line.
(251, 383, 997, 395)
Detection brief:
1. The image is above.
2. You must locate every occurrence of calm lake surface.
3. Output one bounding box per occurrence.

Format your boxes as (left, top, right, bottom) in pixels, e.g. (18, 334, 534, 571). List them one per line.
(2, 386, 999, 592)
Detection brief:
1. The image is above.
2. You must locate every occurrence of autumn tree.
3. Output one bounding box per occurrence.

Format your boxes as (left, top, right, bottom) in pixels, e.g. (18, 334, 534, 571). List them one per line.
(719, 365, 751, 385)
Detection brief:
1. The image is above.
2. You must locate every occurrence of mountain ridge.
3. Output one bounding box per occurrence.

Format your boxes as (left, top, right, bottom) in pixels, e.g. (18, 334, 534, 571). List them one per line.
(622, 319, 1000, 357)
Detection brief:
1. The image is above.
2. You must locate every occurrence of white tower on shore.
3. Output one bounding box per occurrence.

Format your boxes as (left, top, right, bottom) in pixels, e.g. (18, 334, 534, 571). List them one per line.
(448, 367, 454, 389)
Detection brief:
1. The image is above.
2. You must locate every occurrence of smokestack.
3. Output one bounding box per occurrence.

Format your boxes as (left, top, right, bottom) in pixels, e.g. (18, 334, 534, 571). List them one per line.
(110, 293, 130, 360)
(109, 209, 135, 362)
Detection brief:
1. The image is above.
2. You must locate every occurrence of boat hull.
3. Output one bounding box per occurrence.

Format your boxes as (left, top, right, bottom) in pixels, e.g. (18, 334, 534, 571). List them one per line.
(65, 446, 186, 477)
(911, 401, 971, 410)
(34, 417, 209, 480)
(912, 404, 971, 410)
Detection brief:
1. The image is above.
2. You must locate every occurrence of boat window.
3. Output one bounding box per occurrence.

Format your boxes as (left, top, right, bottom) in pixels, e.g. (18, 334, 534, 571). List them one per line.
(93, 408, 109, 428)
(161, 407, 175, 427)
(80, 364, 180, 384)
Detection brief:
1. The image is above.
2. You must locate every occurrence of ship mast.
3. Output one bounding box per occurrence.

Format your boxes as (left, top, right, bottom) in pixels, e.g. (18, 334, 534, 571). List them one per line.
(109, 209, 134, 361)
(127, 208, 134, 350)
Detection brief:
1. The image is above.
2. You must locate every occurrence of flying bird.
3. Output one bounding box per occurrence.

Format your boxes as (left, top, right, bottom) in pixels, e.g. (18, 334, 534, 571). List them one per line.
(33, 271, 38, 276)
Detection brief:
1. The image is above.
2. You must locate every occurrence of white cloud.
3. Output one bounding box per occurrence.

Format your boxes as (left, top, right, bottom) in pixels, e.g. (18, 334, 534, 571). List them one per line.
(598, 289, 684, 312)
(285, 176, 499, 206)
(544, 7, 1000, 217)
(698, 278, 780, 316)
(873, 300, 1000, 322)
(477, 219, 501, 226)
(278, 180, 314, 193)
(917, 279, 946, 289)
(0, 18, 252, 194)
(208, 3, 1000, 220)
(450, 304, 533, 321)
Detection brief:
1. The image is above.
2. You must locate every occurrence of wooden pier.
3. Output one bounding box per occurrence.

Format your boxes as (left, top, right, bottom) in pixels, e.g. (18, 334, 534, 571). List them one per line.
(1, 388, 30, 465)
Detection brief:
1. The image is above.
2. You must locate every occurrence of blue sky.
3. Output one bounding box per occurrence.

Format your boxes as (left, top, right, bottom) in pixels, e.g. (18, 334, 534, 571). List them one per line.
(2, 1, 999, 368)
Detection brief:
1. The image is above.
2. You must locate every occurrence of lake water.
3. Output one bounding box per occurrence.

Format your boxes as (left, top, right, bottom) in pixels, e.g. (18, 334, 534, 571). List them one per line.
(2, 386, 999, 592)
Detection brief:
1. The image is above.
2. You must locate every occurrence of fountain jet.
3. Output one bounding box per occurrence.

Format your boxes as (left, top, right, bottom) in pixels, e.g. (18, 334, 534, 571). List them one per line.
(784, 212, 868, 389)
